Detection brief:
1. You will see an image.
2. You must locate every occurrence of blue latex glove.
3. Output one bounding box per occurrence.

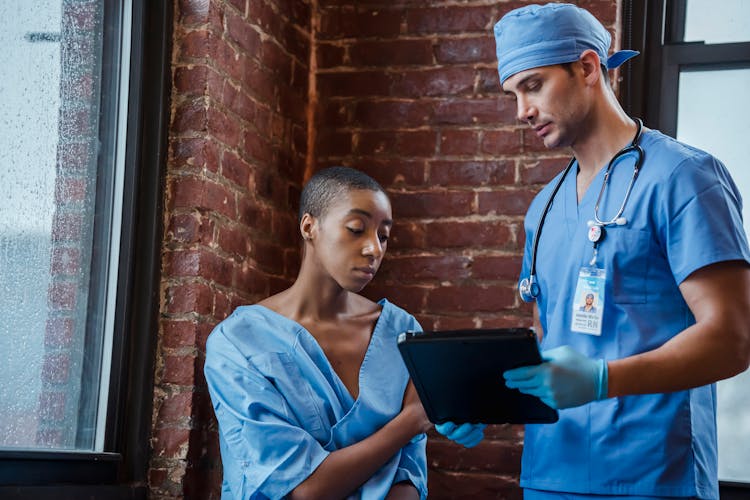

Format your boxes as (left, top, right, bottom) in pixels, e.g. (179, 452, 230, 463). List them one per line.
(503, 345, 608, 409)
(434, 421, 486, 448)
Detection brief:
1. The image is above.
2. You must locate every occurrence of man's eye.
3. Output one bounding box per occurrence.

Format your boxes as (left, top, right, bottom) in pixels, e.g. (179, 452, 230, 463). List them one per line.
(347, 227, 363, 234)
(527, 82, 541, 92)
(379, 234, 389, 243)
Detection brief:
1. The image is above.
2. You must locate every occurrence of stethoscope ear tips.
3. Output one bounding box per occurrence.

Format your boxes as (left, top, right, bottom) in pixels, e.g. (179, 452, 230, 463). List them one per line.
(615, 217, 627, 226)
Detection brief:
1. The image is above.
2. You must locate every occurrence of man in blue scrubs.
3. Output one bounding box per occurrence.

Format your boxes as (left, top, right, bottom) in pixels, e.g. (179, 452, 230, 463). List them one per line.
(437, 3, 750, 499)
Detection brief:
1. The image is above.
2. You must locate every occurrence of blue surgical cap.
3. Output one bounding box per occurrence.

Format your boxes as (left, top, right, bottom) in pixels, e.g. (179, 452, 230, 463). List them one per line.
(493, 3, 639, 84)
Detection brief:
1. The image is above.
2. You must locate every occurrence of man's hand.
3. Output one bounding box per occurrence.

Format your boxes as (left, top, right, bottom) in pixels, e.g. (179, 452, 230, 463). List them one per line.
(503, 345, 608, 409)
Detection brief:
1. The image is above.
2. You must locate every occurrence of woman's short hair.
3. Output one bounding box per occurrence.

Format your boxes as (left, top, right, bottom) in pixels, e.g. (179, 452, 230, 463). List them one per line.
(298, 166, 386, 223)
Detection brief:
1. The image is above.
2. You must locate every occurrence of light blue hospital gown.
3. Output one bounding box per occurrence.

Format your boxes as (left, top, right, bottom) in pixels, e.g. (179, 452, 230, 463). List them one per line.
(519, 129, 750, 499)
(204, 298, 427, 500)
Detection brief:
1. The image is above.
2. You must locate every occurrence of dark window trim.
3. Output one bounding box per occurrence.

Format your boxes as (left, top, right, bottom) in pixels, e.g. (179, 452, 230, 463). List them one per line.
(620, 0, 666, 125)
(658, 41, 750, 137)
(623, 0, 750, 135)
(622, 0, 750, 494)
(664, 0, 687, 43)
(77, 0, 123, 451)
(0, 485, 146, 500)
(112, 0, 172, 484)
(0, 1, 172, 497)
(0, 451, 120, 486)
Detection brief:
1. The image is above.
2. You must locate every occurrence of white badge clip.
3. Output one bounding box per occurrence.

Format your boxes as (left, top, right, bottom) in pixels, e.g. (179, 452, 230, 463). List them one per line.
(587, 220, 604, 243)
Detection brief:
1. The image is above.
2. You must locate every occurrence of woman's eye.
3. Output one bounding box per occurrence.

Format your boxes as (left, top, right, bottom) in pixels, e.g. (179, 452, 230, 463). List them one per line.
(379, 234, 389, 243)
(347, 227, 364, 234)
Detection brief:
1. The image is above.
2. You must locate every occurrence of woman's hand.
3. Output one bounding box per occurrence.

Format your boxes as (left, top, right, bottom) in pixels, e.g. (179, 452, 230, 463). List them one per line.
(401, 380, 432, 434)
(434, 421, 486, 448)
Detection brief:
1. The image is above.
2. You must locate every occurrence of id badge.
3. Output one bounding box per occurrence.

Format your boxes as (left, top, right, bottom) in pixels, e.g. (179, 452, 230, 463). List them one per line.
(571, 266, 606, 336)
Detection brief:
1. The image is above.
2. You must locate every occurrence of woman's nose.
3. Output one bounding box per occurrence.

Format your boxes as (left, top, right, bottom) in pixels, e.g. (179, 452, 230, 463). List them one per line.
(362, 234, 383, 258)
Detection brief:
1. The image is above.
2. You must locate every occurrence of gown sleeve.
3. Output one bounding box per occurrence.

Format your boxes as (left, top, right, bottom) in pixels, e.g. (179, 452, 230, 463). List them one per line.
(388, 306, 428, 499)
(205, 325, 330, 499)
(392, 433, 428, 499)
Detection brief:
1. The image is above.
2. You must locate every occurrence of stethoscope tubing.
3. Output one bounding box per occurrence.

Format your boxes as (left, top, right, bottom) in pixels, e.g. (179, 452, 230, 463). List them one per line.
(593, 142, 644, 226)
(520, 118, 644, 302)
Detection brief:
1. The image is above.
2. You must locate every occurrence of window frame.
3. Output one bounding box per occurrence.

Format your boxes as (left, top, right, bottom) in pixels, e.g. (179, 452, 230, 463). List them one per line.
(0, 1, 172, 497)
(623, 1, 750, 497)
(623, 0, 750, 133)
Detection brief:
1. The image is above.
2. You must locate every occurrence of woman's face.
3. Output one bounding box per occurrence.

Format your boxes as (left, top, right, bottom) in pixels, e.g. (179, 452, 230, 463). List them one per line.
(306, 189, 392, 292)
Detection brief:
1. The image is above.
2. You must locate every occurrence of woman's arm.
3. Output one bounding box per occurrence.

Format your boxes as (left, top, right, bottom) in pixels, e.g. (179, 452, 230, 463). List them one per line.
(385, 482, 420, 500)
(288, 382, 430, 500)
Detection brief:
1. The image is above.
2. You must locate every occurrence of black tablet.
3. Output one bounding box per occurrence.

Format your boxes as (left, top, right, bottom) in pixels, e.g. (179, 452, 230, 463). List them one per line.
(397, 327, 558, 424)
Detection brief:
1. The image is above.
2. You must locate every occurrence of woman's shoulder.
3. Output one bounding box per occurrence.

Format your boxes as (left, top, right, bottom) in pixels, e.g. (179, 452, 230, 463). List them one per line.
(206, 304, 297, 356)
(220, 303, 280, 328)
(372, 298, 421, 333)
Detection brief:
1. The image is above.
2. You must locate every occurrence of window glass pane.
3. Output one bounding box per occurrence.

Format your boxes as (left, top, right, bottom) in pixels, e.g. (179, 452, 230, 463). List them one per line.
(677, 67, 750, 484)
(0, 0, 123, 452)
(684, 0, 750, 44)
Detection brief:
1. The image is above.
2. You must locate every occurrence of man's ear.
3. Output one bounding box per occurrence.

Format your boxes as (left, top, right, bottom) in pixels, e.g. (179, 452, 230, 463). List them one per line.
(300, 213, 316, 241)
(579, 49, 603, 86)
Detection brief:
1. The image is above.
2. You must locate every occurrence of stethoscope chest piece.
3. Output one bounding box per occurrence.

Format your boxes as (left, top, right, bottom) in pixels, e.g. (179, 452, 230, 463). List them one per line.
(518, 276, 540, 302)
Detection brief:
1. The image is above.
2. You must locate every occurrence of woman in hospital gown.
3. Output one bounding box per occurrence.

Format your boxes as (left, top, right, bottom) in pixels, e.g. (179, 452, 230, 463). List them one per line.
(205, 167, 431, 500)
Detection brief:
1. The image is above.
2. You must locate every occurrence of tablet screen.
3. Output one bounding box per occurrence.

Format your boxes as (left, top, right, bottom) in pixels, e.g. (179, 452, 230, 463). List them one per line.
(397, 328, 558, 424)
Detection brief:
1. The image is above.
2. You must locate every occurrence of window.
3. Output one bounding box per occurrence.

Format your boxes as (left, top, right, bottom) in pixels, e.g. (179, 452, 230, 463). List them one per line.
(674, 1, 750, 488)
(682, 0, 750, 45)
(0, 0, 170, 497)
(624, 0, 750, 494)
(1, 0, 124, 453)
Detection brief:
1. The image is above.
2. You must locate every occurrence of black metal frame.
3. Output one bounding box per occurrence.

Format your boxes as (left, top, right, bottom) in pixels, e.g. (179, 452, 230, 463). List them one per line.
(0, 1, 172, 498)
(657, 41, 750, 136)
(623, 0, 750, 135)
(622, 1, 750, 496)
(76, 0, 122, 452)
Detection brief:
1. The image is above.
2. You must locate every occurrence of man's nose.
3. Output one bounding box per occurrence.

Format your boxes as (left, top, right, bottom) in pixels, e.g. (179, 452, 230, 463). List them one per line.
(516, 96, 535, 123)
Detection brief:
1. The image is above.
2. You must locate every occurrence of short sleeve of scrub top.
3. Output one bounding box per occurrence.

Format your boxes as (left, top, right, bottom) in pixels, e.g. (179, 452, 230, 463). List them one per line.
(654, 149, 750, 283)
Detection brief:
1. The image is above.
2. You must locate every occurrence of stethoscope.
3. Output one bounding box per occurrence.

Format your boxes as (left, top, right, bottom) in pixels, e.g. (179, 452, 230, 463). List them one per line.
(518, 118, 645, 303)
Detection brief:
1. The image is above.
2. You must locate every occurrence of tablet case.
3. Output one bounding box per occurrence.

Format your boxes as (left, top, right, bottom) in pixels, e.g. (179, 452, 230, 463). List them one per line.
(397, 328, 558, 424)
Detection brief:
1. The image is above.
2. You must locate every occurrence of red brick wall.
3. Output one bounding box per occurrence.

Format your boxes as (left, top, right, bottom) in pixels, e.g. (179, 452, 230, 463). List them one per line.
(151, 1, 622, 498)
(150, 0, 311, 498)
(313, 0, 563, 331)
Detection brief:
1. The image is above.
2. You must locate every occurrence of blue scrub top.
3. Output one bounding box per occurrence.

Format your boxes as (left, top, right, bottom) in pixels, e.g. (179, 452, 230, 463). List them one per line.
(205, 299, 427, 500)
(519, 129, 750, 499)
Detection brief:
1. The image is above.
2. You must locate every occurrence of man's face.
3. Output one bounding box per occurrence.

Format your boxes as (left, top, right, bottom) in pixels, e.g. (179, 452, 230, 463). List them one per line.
(501, 63, 588, 149)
